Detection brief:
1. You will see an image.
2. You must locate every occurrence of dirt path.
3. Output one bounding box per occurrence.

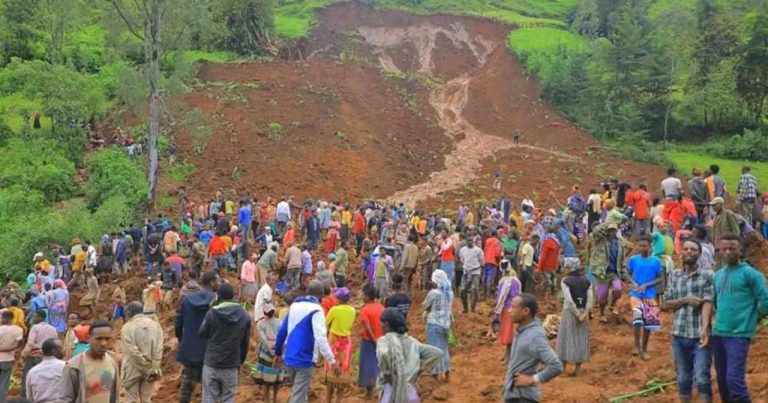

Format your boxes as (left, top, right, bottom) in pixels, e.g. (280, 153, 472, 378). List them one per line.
(357, 23, 579, 207)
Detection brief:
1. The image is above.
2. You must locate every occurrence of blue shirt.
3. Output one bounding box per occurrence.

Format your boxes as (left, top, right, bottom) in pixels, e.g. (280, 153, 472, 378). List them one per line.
(628, 255, 662, 299)
(238, 206, 252, 226)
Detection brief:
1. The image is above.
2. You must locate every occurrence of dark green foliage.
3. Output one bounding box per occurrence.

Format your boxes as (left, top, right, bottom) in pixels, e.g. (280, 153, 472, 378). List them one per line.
(703, 128, 768, 161)
(736, 12, 768, 123)
(0, 0, 42, 63)
(0, 138, 76, 202)
(0, 118, 12, 147)
(86, 148, 148, 212)
(213, 0, 275, 54)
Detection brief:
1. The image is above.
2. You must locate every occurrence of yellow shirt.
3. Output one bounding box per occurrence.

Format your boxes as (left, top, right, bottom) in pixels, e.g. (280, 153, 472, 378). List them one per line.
(221, 235, 233, 252)
(9, 306, 26, 331)
(225, 200, 235, 215)
(466, 212, 475, 226)
(326, 304, 356, 337)
(73, 251, 86, 272)
(340, 211, 352, 226)
(35, 260, 51, 274)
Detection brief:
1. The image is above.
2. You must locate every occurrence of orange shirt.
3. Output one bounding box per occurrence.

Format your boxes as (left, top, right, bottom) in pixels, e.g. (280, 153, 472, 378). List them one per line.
(537, 237, 560, 272)
(359, 302, 385, 341)
(283, 228, 295, 246)
(632, 190, 651, 220)
(483, 237, 503, 266)
(208, 236, 227, 256)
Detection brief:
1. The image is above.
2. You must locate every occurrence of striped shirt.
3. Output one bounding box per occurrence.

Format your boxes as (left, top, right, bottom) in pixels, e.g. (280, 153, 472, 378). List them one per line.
(422, 288, 453, 329)
(663, 268, 714, 339)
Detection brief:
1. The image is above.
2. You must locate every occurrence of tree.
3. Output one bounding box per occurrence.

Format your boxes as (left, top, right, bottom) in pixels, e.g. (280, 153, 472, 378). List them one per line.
(214, 0, 276, 55)
(736, 12, 768, 124)
(109, 0, 167, 208)
(0, 0, 42, 64)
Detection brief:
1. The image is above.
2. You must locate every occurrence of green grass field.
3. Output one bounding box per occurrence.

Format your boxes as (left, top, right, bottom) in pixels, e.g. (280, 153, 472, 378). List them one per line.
(273, 0, 578, 39)
(507, 27, 588, 81)
(667, 150, 768, 191)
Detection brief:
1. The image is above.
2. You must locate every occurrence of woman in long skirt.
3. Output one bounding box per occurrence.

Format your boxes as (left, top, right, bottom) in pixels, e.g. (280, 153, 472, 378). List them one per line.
(377, 308, 442, 403)
(494, 260, 521, 361)
(358, 284, 382, 399)
(325, 213, 341, 254)
(422, 270, 453, 382)
(49, 279, 69, 333)
(325, 287, 356, 403)
(556, 259, 594, 376)
(252, 303, 284, 403)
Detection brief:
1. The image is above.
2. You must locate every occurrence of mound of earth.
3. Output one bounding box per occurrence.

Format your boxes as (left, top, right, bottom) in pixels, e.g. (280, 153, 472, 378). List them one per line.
(164, 1, 666, 207)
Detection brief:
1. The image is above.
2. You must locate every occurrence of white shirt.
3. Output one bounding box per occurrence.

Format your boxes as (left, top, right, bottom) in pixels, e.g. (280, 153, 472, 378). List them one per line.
(276, 201, 291, 219)
(253, 284, 273, 323)
(661, 177, 682, 198)
(520, 243, 535, 267)
(25, 356, 65, 402)
(86, 245, 97, 267)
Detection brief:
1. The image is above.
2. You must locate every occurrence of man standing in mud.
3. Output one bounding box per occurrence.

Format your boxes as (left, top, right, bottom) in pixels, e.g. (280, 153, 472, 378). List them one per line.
(513, 128, 522, 145)
(503, 294, 562, 402)
(662, 239, 714, 403)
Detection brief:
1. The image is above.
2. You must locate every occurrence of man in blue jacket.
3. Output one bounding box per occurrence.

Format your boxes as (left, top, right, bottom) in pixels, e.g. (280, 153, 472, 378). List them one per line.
(275, 280, 339, 403)
(175, 271, 217, 403)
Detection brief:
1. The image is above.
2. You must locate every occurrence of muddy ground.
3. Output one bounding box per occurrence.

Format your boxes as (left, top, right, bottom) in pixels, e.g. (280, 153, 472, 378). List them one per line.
(139, 1, 766, 402)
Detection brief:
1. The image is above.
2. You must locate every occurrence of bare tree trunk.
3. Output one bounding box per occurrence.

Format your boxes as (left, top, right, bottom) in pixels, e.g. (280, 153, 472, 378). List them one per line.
(146, 0, 163, 209)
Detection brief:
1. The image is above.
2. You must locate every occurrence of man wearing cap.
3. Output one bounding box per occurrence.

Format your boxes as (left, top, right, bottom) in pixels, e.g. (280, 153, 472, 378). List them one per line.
(589, 222, 629, 323)
(710, 197, 740, 247)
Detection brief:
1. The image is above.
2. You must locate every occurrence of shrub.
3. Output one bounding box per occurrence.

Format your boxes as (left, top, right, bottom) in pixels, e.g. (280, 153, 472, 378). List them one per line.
(86, 148, 147, 212)
(703, 128, 768, 162)
(0, 138, 76, 202)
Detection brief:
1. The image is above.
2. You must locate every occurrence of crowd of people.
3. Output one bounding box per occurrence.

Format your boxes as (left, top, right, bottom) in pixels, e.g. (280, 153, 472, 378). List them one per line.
(0, 162, 766, 403)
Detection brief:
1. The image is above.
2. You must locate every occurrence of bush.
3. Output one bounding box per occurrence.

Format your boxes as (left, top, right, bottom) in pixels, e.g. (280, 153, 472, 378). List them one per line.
(0, 138, 76, 202)
(0, 195, 137, 281)
(702, 128, 768, 162)
(609, 133, 675, 168)
(86, 148, 147, 211)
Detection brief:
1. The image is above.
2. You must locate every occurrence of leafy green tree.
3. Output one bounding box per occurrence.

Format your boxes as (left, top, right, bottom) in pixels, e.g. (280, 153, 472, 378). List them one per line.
(214, 0, 275, 54)
(0, 0, 43, 64)
(0, 138, 76, 202)
(736, 12, 768, 123)
(0, 59, 109, 128)
(86, 148, 147, 211)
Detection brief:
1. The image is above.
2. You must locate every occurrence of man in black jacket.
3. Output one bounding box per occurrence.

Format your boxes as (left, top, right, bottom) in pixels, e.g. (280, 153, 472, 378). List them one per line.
(175, 271, 218, 403)
(199, 282, 251, 403)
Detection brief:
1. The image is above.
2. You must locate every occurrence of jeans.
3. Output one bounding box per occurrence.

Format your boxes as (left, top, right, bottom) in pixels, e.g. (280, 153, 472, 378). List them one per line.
(146, 261, 157, 278)
(672, 335, 712, 399)
(179, 364, 203, 403)
(202, 365, 238, 403)
(439, 261, 455, 285)
(712, 336, 752, 403)
(633, 218, 650, 237)
(0, 361, 12, 401)
(287, 366, 314, 403)
(285, 267, 301, 290)
(239, 222, 250, 259)
(461, 272, 480, 311)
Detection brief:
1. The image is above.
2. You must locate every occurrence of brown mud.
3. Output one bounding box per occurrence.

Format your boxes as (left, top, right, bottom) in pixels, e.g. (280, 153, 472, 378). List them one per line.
(138, 1, 767, 402)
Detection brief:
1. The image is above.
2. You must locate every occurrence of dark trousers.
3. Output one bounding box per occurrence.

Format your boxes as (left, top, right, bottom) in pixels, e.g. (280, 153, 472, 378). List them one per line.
(20, 356, 42, 398)
(506, 398, 537, 403)
(0, 361, 12, 401)
(712, 336, 752, 403)
(179, 363, 204, 403)
(520, 266, 536, 294)
(355, 233, 364, 256)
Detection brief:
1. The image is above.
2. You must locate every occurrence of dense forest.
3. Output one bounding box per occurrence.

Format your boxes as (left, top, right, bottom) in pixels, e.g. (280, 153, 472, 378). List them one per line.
(0, 0, 767, 280)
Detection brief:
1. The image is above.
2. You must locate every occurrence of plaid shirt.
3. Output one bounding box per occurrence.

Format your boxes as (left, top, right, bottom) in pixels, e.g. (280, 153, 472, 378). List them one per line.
(663, 268, 714, 339)
(737, 173, 757, 202)
(423, 288, 453, 328)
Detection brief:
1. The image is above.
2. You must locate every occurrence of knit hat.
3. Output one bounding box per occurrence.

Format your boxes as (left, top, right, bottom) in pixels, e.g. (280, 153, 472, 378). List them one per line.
(334, 287, 351, 302)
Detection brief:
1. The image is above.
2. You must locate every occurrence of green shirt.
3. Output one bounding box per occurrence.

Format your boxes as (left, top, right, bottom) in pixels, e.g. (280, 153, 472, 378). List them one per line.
(713, 262, 768, 338)
(334, 248, 349, 276)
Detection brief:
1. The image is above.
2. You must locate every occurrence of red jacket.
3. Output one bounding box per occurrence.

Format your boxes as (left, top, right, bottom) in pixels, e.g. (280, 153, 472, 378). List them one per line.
(483, 237, 503, 266)
(537, 237, 560, 272)
(353, 212, 366, 234)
